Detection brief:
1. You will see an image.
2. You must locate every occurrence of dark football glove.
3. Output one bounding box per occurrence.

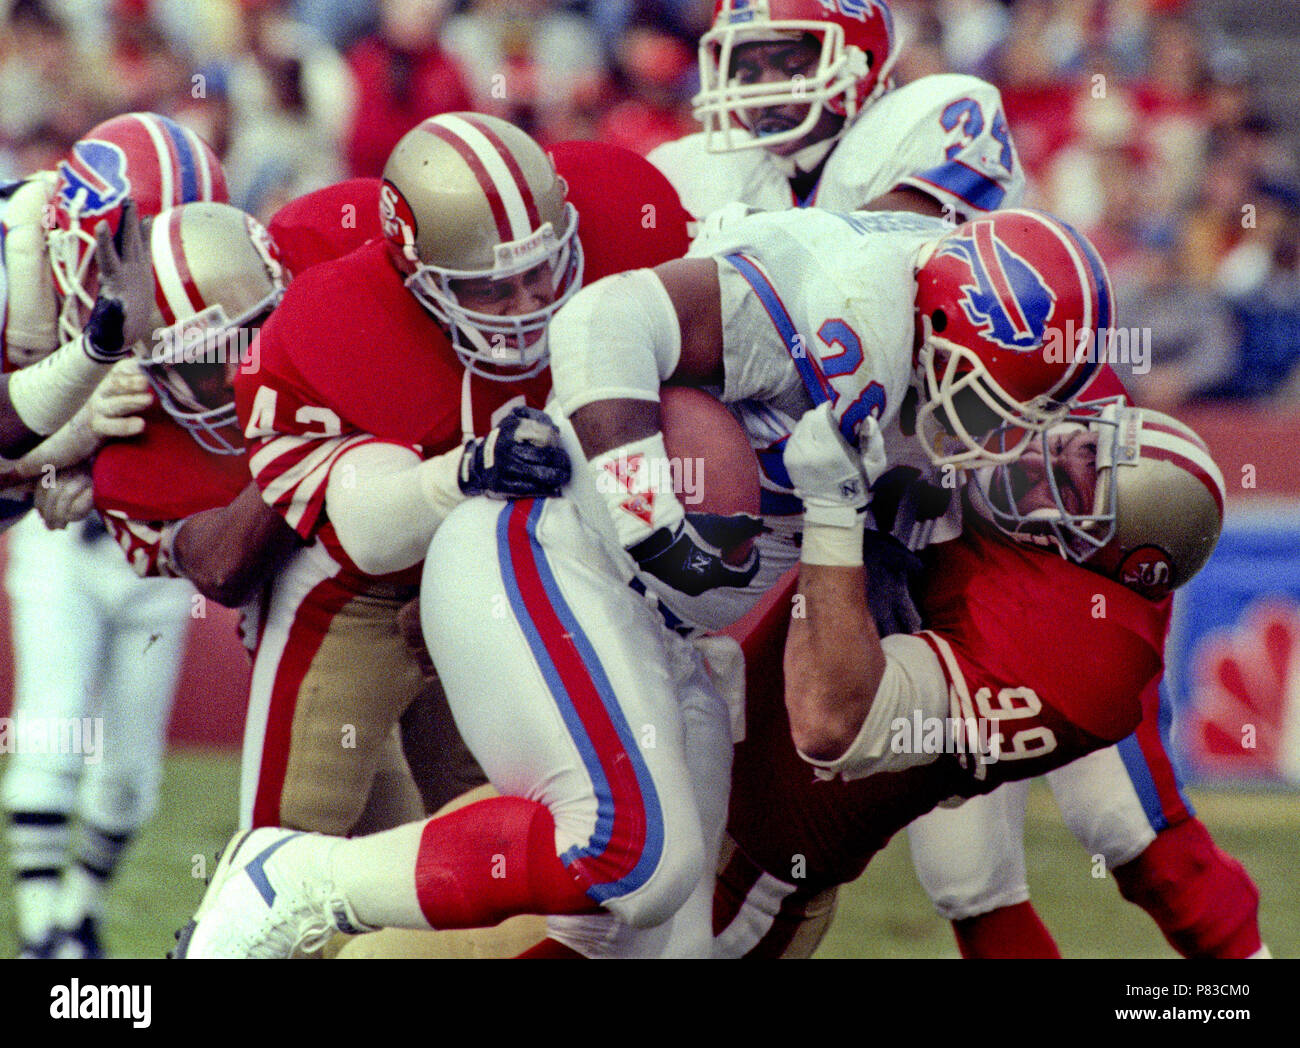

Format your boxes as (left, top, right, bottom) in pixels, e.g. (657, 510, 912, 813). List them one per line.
(85, 199, 153, 363)
(459, 406, 571, 499)
(628, 511, 766, 597)
(862, 528, 925, 637)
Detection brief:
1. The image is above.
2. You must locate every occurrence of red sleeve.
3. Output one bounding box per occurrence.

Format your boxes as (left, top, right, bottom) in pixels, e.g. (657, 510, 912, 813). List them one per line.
(916, 530, 1167, 790)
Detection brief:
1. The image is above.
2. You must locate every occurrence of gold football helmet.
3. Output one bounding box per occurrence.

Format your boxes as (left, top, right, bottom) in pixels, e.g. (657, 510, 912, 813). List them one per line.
(379, 112, 583, 380)
(976, 401, 1226, 598)
(138, 202, 287, 454)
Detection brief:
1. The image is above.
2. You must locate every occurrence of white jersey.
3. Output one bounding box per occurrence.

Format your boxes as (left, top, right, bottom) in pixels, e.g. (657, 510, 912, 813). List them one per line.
(648, 74, 1025, 221)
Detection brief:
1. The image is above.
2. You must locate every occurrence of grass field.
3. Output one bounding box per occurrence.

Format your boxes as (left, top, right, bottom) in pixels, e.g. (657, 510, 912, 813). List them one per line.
(1, 749, 1295, 959)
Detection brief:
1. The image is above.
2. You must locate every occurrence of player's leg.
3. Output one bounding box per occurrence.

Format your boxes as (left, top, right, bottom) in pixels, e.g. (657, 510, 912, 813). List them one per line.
(178, 496, 720, 957)
(240, 542, 426, 835)
(62, 549, 191, 955)
(1049, 698, 1265, 959)
(1, 519, 111, 956)
(906, 781, 1061, 958)
(422, 496, 712, 934)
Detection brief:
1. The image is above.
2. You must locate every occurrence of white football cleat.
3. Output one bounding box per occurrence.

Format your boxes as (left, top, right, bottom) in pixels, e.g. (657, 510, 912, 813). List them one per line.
(173, 827, 372, 959)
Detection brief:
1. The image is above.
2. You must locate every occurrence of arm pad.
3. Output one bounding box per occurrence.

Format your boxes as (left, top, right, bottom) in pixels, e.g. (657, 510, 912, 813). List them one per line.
(798, 633, 950, 781)
(7, 335, 112, 437)
(326, 441, 465, 577)
(548, 269, 683, 416)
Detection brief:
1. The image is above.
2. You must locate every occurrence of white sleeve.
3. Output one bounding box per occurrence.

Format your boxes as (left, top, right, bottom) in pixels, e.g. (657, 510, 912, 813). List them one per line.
(325, 441, 466, 576)
(548, 269, 683, 416)
(798, 632, 951, 782)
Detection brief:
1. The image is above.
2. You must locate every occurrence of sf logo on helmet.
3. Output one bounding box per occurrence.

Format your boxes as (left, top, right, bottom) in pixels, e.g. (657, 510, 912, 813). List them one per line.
(379, 180, 419, 251)
(56, 140, 131, 217)
(942, 221, 1058, 353)
(819, 0, 888, 21)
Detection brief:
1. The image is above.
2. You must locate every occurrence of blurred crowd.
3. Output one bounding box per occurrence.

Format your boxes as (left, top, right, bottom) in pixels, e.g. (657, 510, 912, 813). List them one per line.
(1, 0, 1297, 408)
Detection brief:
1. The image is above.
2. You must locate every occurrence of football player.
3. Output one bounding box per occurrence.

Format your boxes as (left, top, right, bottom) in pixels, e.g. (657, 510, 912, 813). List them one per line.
(712, 403, 1229, 957)
(172, 202, 1114, 960)
(656, 0, 1262, 960)
(0, 113, 226, 958)
(649, 0, 1022, 221)
(224, 116, 693, 848)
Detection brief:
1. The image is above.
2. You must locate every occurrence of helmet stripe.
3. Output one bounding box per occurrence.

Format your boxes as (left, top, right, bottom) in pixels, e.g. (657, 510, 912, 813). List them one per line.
(422, 120, 513, 243)
(1142, 445, 1225, 518)
(461, 114, 541, 231)
(972, 219, 1031, 335)
(188, 124, 214, 200)
(151, 211, 180, 327)
(153, 210, 205, 329)
(1140, 428, 1226, 517)
(135, 113, 175, 212)
(437, 114, 535, 242)
(158, 116, 200, 204)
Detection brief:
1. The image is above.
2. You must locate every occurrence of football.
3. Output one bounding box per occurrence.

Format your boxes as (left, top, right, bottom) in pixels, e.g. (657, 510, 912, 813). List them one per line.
(659, 385, 760, 564)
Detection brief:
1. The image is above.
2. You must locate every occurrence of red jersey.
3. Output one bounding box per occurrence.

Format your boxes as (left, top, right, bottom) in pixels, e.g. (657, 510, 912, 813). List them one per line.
(235, 144, 691, 590)
(268, 178, 383, 276)
(92, 406, 252, 576)
(234, 239, 550, 589)
(726, 523, 1170, 899)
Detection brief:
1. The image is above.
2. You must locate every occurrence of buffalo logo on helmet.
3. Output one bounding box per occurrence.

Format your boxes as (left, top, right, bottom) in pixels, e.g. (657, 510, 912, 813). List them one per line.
(940, 221, 1058, 353)
(379, 180, 419, 259)
(818, 0, 890, 23)
(56, 139, 131, 218)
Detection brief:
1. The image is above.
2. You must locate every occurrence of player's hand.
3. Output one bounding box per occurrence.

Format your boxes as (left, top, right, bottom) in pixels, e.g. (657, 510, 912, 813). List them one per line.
(90, 359, 154, 439)
(862, 528, 924, 637)
(459, 406, 571, 499)
(629, 512, 766, 597)
(32, 468, 95, 530)
(784, 404, 886, 527)
(85, 199, 153, 362)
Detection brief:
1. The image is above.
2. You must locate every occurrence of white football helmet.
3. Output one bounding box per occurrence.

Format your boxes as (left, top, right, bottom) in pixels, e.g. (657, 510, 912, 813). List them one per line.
(379, 112, 583, 380)
(974, 401, 1226, 598)
(138, 202, 287, 454)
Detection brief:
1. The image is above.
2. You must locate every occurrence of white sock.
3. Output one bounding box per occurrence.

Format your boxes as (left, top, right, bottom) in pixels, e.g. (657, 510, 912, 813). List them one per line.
(1248, 944, 1272, 959)
(14, 876, 63, 943)
(327, 821, 433, 931)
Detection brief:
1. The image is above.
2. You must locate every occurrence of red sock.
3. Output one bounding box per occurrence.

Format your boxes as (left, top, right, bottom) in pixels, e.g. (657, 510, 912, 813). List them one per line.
(414, 796, 600, 928)
(517, 937, 585, 959)
(952, 901, 1061, 959)
(1112, 817, 1262, 958)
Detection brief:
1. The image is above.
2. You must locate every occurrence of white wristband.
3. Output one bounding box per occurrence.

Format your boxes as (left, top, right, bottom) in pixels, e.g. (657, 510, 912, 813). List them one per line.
(800, 520, 865, 567)
(589, 432, 686, 548)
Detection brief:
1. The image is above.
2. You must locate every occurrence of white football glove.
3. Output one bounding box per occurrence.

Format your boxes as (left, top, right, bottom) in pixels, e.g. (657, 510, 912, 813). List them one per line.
(784, 405, 888, 566)
(784, 404, 887, 526)
(32, 467, 95, 530)
(89, 358, 154, 439)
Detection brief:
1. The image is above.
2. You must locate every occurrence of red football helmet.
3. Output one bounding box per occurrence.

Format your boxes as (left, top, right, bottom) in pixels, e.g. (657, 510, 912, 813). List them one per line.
(48, 112, 229, 344)
(694, 0, 897, 152)
(913, 209, 1116, 469)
